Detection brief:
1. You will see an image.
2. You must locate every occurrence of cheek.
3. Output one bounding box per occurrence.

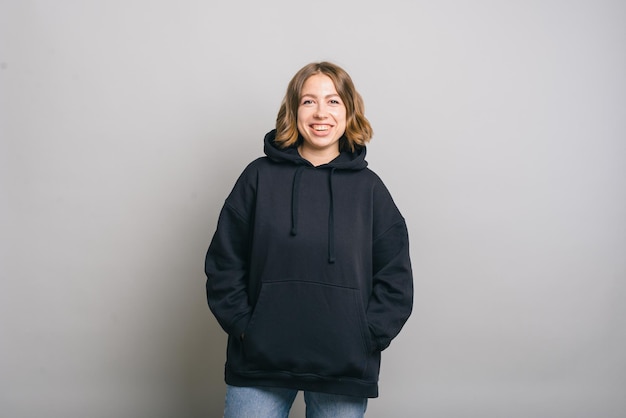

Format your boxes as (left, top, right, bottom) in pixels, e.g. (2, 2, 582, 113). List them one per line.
(297, 108, 311, 122)
(333, 109, 347, 125)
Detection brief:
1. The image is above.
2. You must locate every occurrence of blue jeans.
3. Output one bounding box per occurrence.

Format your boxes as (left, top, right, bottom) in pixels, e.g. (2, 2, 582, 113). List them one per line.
(224, 385, 368, 418)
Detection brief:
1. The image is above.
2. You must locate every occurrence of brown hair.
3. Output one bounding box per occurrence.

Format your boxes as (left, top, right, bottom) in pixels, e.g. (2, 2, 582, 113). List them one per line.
(275, 62, 373, 152)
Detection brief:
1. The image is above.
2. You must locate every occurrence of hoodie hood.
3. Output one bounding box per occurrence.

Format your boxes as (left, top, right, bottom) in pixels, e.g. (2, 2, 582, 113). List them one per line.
(263, 129, 368, 264)
(263, 129, 368, 171)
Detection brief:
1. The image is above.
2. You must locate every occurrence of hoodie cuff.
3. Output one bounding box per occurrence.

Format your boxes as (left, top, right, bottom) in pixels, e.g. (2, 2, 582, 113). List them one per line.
(368, 326, 391, 353)
(230, 313, 251, 340)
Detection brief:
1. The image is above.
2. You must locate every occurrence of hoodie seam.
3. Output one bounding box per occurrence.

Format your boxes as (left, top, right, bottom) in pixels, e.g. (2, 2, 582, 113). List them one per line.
(224, 200, 251, 225)
(372, 219, 406, 243)
(262, 278, 359, 291)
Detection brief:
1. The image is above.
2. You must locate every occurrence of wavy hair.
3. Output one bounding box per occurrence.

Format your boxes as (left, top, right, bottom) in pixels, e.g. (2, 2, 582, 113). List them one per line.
(275, 62, 373, 152)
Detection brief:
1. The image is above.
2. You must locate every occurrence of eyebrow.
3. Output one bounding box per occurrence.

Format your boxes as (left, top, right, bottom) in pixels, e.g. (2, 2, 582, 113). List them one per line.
(300, 93, 341, 99)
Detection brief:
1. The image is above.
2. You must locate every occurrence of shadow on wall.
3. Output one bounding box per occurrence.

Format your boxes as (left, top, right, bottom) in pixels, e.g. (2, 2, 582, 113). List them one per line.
(165, 181, 230, 416)
(181, 302, 227, 417)
(176, 142, 247, 417)
(178, 214, 229, 416)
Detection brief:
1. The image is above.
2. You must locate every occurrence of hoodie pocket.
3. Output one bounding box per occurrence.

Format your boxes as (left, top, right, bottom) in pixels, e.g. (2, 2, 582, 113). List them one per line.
(242, 280, 371, 378)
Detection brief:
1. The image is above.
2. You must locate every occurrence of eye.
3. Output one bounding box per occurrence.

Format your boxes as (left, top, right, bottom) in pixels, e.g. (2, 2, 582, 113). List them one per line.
(301, 99, 314, 105)
(329, 99, 341, 105)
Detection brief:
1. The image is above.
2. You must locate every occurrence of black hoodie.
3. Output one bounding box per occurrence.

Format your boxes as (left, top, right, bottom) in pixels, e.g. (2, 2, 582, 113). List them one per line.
(205, 130, 413, 398)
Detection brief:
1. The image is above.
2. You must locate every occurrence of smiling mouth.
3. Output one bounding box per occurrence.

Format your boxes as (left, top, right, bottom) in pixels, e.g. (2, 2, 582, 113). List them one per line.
(312, 125, 331, 131)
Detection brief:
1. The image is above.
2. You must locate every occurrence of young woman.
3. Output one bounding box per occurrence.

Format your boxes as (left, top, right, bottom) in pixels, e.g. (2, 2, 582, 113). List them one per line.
(205, 61, 413, 418)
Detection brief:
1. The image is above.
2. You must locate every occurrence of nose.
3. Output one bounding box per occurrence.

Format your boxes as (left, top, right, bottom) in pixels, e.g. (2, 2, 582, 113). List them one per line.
(314, 103, 328, 118)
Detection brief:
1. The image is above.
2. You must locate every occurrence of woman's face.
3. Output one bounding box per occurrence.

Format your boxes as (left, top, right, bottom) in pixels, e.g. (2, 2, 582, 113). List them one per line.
(297, 73, 347, 157)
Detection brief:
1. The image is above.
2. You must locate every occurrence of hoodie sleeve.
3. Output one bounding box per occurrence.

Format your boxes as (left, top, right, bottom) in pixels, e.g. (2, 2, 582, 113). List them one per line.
(204, 164, 257, 338)
(367, 182, 414, 352)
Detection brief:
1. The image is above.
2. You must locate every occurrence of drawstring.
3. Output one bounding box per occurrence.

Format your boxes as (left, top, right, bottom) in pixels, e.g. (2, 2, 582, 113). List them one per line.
(327, 168, 336, 264)
(291, 166, 304, 236)
(289, 165, 337, 264)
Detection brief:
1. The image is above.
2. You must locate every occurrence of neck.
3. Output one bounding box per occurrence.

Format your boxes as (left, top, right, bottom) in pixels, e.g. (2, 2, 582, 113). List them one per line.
(298, 146, 340, 167)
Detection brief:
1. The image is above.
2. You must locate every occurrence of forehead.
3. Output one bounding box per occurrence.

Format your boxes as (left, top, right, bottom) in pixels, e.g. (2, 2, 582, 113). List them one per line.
(301, 73, 339, 95)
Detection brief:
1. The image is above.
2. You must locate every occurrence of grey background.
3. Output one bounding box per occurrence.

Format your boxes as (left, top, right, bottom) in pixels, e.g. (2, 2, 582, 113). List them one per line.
(1, 1, 625, 417)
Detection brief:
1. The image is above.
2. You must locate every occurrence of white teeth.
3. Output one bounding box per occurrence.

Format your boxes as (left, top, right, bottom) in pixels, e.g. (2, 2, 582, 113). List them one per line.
(313, 125, 329, 131)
